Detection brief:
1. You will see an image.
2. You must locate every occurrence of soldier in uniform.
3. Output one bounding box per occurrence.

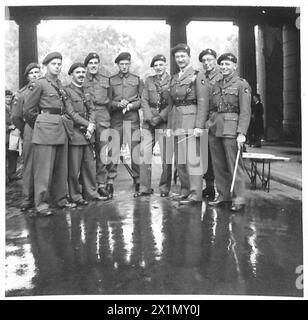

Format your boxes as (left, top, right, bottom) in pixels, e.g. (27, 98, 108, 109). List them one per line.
(135, 54, 172, 197)
(197, 49, 223, 201)
(65, 62, 105, 205)
(109, 52, 143, 197)
(11, 63, 41, 211)
(23, 52, 80, 216)
(166, 43, 208, 205)
(83, 52, 111, 199)
(205, 53, 251, 212)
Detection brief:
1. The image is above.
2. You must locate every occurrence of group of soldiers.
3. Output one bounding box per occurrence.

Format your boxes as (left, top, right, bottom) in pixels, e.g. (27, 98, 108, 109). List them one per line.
(6, 43, 251, 216)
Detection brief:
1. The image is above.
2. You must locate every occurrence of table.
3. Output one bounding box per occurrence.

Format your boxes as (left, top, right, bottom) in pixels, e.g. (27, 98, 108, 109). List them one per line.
(242, 152, 290, 192)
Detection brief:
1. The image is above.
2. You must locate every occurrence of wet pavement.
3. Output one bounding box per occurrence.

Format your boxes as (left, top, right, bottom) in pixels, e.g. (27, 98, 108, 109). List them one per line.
(5, 164, 303, 297)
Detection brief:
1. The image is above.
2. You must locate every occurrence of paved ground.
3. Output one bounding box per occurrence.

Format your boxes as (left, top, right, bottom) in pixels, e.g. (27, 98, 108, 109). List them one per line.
(5, 160, 303, 297)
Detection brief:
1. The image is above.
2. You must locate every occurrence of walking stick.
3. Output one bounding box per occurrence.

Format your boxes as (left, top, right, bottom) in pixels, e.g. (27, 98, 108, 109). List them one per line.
(120, 155, 134, 179)
(230, 144, 242, 194)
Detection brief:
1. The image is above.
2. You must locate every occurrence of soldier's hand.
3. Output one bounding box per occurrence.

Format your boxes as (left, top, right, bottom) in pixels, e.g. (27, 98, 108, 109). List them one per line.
(165, 129, 172, 137)
(87, 122, 95, 134)
(8, 124, 16, 130)
(193, 128, 203, 137)
(150, 115, 162, 127)
(237, 133, 246, 148)
(118, 100, 128, 108)
(85, 130, 92, 140)
(126, 103, 133, 112)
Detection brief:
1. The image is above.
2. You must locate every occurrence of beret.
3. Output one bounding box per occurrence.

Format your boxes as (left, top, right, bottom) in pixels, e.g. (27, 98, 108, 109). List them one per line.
(68, 62, 85, 75)
(42, 52, 62, 65)
(24, 62, 40, 77)
(198, 48, 217, 62)
(150, 54, 166, 67)
(84, 52, 100, 66)
(171, 43, 190, 55)
(217, 53, 237, 65)
(5, 90, 13, 96)
(115, 52, 131, 64)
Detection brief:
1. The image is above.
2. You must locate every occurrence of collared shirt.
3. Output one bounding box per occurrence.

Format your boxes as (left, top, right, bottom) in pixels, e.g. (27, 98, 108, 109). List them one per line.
(178, 63, 192, 79)
(141, 72, 171, 125)
(84, 71, 110, 107)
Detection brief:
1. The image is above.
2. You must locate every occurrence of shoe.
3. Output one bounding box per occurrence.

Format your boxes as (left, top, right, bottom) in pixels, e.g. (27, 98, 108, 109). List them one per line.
(21, 202, 34, 212)
(75, 198, 89, 206)
(160, 191, 169, 197)
(98, 186, 109, 198)
(172, 194, 188, 201)
(202, 186, 216, 201)
(57, 199, 77, 209)
(208, 195, 231, 206)
(179, 197, 202, 205)
(36, 208, 53, 217)
(106, 184, 114, 199)
(134, 189, 153, 198)
(230, 203, 245, 212)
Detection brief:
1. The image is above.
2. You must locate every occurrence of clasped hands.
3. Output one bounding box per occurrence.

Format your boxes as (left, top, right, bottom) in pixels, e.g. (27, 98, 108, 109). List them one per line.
(118, 99, 133, 114)
(85, 122, 95, 139)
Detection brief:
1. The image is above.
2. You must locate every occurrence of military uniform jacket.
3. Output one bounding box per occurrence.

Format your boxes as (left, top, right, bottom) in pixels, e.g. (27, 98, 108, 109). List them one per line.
(23, 75, 83, 145)
(141, 73, 171, 130)
(6, 104, 12, 144)
(195, 66, 222, 129)
(109, 72, 143, 126)
(11, 85, 28, 134)
(64, 83, 96, 145)
(168, 65, 208, 133)
(84, 71, 111, 128)
(207, 73, 251, 137)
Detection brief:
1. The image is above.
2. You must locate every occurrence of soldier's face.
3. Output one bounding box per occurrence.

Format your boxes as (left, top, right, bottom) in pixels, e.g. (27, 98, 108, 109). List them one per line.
(87, 58, 99, 75)
(118, 60, 131, 74)
(174, 51, 190, 70)
(220, 60, 237, 77)
(201, 54, 216, 72)
(47, 59, 62, 76)
(5, 95, 13, 105)
(153, 61, 167, 76)
(72, 67, 86, 85)
(27, 68, 41, 82)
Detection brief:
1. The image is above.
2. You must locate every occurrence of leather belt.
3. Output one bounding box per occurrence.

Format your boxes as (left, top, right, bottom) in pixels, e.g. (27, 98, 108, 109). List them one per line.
(41, 108, 63, 115)
(149, 102, 168, 110)
(95, 104, 108, 110)
(173, 99, 197, 107)
(211, 104, 239, 113)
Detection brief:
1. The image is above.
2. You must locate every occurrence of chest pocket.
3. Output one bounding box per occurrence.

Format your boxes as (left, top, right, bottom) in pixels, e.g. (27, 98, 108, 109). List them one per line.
(72, 97, 85, 112)
(100, 78, 109, 89)
(127, 78, 139, 87)
(224, 87, 238, 96)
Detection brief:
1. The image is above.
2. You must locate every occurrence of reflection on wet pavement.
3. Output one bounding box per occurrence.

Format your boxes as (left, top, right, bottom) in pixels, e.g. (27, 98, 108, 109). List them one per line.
(6, 173, 303, 297)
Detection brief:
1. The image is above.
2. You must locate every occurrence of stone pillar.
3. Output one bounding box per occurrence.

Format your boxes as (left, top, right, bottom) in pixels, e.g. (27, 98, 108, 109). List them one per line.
(15, 17, 39, 88)
(237, 20, 257, 95)
(282, 23, 301, 143)
(166, 16, 190, 75)
(260, 23, 284, 141)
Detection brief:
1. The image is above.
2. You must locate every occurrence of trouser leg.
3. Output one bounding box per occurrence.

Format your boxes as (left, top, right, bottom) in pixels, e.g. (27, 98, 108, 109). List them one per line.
(107, 126, 122, 183)
(81, 145, 100, 200)
(22, 139, 34, 203)
(157, 129, 172, 193)
(208, 134, 232, 201)
(50, 142, 69, 205)
(7, 149, 18, 178)
(33, 144, 56, 210)
(174, 135, 190, 196)
(68, 145, 83, 202)
(139, 128, 154, 193)
(130, 126, 141, 183)
(223, 138, 246, 204)
(204, 144, 215, 187)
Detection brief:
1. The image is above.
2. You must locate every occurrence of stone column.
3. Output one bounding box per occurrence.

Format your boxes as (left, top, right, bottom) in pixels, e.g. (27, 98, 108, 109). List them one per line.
(166, 16, 190, 75)
(237, 20, 257, 95)
(282, 23, 301, 143)
(15, 17, 39, 88)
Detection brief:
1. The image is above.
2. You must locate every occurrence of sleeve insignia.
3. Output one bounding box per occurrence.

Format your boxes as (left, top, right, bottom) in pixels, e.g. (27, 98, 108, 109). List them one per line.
(201, 79, 205, 85)
(244, 88, 249, 93)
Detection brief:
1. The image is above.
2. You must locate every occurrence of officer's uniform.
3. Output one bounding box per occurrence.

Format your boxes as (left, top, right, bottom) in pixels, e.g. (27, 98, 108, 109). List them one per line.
(140, 70, 172, 195)
(65, 80, 101, 202)
(197, 63, 223, 191)
(11, 82, 35, 207)
(109, 64, 143, 186)
(83, 53, 112, 188)
(168, 63, 208, 201)
(206, 56, 251, 205)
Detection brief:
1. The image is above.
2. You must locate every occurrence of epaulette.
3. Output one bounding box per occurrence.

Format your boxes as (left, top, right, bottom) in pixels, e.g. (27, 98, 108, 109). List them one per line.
(129, 73, 140, 79)
(19, 85, 28, 93)
(110, 73, 119, 79)
(99, 72, 110, 79)
(27, 81, 37, 91)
